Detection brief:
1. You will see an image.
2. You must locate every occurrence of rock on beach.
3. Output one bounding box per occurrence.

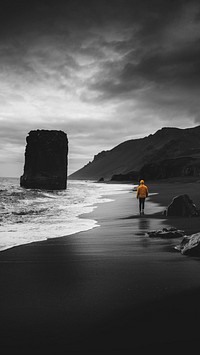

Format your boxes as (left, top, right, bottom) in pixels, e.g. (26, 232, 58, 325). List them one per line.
(147, 227, 184, 239)
(176, 233, 200, 256)
(165, 194, 199, 217)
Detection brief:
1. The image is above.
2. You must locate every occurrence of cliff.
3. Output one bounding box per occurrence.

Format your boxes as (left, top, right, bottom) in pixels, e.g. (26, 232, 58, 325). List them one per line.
(69, 125, 200, 181)
(20, 130, 68, 190)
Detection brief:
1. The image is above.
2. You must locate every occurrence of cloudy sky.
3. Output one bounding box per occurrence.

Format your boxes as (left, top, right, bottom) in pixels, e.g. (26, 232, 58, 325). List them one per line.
(1, 0, 200, 177)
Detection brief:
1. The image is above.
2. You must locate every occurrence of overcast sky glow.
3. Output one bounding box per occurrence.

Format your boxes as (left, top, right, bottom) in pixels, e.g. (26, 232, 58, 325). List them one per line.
(0, 0, 200, 177)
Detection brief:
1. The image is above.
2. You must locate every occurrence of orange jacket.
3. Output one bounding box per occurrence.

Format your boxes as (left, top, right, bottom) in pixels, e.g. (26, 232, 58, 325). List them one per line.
(137, 184, 148, 198)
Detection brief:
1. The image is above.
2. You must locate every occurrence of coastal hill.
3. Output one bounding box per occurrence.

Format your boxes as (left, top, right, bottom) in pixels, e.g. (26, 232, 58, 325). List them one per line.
(69, 126, 200, 181)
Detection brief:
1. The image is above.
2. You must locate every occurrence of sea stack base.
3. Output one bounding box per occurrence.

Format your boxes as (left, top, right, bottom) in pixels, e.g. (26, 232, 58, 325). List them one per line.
(20, 130, 68, 190)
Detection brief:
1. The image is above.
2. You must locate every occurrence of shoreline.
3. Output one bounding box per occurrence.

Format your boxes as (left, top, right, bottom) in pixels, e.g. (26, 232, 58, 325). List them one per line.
(1, 181, 200, 352)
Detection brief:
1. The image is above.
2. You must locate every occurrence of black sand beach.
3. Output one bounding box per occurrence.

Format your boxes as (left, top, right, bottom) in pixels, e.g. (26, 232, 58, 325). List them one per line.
(1, 181, 200, 353)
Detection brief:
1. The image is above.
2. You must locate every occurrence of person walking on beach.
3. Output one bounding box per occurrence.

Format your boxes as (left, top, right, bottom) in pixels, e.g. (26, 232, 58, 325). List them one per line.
(137, 180, 148, 215)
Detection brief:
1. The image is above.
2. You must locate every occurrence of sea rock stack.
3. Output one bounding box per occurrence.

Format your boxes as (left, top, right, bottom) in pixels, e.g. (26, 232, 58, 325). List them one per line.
(20, 130, 68, 190)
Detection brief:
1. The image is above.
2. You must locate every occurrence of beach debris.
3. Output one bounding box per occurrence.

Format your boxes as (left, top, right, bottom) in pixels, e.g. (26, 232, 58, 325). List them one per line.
(164, 194, 199, 217)
(147, 227, 185, 239)
(175, 232, 200, 256)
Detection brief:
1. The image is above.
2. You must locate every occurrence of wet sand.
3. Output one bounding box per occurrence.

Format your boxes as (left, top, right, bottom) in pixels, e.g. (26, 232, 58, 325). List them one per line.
(1, 182, 200, 352)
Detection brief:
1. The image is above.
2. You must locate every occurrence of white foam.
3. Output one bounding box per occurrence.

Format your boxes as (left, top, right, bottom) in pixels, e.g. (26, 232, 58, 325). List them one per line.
(0, 179, 133, 251)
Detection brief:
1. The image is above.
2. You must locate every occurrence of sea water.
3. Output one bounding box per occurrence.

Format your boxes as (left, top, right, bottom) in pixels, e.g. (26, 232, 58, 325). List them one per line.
(0, 177, 132, 252)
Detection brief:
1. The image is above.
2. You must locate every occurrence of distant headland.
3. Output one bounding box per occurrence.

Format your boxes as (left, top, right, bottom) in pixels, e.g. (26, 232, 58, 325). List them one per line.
(69, 125, 200, 182)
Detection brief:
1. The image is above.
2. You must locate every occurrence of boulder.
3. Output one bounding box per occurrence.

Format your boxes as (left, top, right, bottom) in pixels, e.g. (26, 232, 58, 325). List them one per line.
(147, 227, 184, 238)
(165, 194, 199, 217)
(20, 130, 68, 190)
(176, 233, 200, 256)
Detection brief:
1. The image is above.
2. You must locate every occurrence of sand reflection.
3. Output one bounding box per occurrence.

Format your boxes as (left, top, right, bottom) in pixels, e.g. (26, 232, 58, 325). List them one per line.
(138, 217, 150, 232)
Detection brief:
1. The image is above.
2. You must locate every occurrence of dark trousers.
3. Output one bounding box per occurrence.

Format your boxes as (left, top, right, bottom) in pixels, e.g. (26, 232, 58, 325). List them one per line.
(139, 198, 145, 212)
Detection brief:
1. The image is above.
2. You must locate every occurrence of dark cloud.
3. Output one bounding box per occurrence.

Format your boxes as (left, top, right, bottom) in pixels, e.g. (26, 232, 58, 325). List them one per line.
(0, 0, 191, 37)
(79, 1, 200, 124)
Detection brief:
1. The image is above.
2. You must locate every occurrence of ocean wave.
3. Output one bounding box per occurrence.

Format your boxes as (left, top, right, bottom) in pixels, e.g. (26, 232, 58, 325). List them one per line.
(0, 188, 58, 201)
(0, 189, 7, 193)
(0, 178, 132, 251)
(11, 207, 49, 216)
